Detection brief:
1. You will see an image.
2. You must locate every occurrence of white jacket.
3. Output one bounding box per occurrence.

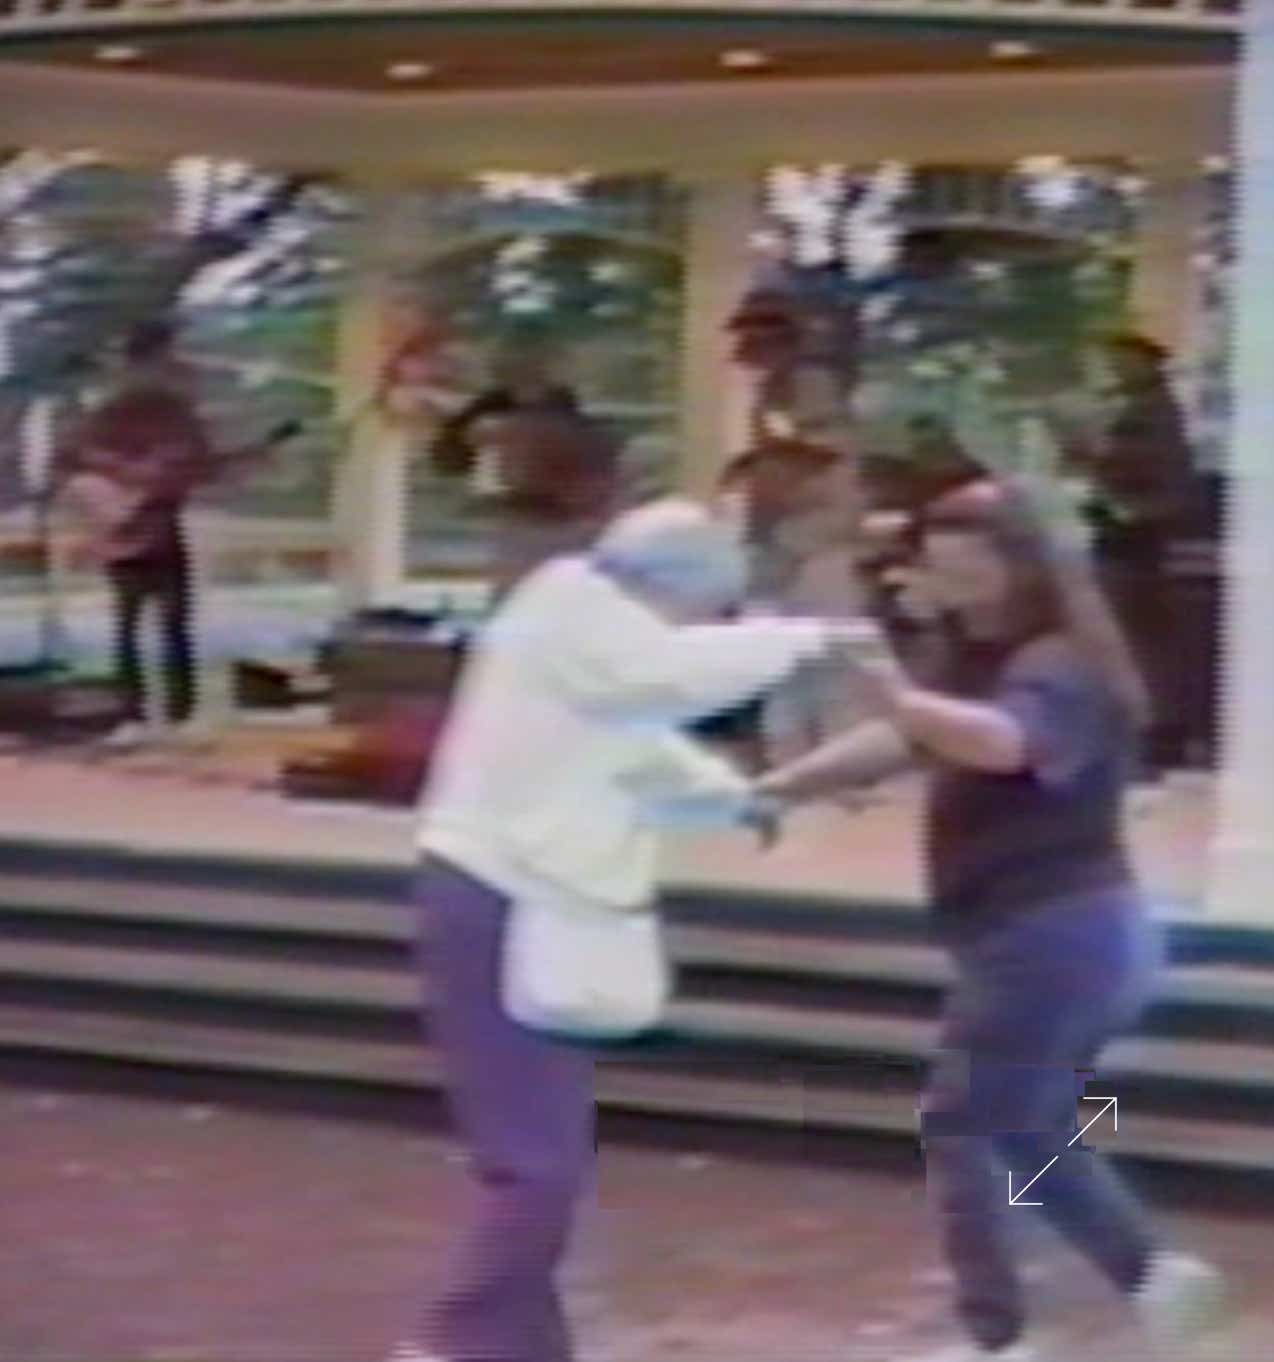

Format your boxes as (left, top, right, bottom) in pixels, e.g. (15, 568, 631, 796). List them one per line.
(417, 555, 835, 910)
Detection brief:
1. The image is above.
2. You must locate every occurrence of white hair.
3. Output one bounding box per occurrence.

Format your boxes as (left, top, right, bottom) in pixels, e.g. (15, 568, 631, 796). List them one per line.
(592, 497, 748, 615)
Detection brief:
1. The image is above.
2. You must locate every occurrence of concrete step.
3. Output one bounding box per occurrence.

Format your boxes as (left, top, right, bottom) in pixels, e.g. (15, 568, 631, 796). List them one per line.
(1, 1002, 1271, 1175)
(3, 851, 1272, 1179)
(3, 839, 1273, 960)
(0, 869, 401, 942)
(5, 872, 1274, 1018)
(5, 937, 1273, 1097)
(0, 937, 412, 1012)
(0, 866, 919, 948)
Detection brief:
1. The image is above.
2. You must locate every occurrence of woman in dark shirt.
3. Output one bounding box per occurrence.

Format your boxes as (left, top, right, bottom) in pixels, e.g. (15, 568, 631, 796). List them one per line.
(758, 481, 1223, 1362)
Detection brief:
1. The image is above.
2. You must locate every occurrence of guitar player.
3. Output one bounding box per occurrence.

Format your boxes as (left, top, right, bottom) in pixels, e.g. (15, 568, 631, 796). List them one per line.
(61, 320, 300, 748)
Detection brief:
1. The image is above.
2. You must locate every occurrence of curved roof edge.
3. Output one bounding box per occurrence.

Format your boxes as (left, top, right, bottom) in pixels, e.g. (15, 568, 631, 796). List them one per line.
(0, 0, 1243, 41)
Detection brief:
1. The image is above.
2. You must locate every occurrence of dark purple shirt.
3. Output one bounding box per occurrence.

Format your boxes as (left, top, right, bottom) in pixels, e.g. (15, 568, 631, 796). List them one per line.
(925, 633, 1136, 942)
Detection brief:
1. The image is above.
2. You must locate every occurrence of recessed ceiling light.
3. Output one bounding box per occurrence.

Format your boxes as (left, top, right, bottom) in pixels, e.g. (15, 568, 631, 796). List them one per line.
(387, 61, 436, 82)
(95, 44, 144, 65)
(720, 49, 772, 72)
(990, 41, 1042, 62)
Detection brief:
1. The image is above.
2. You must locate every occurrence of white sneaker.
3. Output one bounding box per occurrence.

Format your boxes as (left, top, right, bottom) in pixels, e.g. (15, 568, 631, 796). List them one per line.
(895, 1340, 1040, 1361)
(1134, 1251, 1226, 1354)
(383, 1345, 444, 1362)
(99, 720, 159, 750)
(165, 716, 217, 749)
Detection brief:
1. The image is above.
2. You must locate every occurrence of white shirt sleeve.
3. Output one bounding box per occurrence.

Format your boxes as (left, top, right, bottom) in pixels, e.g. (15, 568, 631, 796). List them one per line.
(546, 572, 833, 723)
(624, 732, 749, 799)
(620, 733, 752, 829)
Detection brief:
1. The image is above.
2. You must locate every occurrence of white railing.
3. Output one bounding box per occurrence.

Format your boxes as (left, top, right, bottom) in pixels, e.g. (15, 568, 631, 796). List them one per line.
(0, 0, 1243, 39)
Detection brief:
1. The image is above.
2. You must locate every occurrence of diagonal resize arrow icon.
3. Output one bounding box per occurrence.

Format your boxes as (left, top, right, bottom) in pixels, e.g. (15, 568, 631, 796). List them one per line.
(1068, 1095, 1118, 1147)
(1008, 1157, 1058, 1206)
(1008, 1097, 1119, 1206)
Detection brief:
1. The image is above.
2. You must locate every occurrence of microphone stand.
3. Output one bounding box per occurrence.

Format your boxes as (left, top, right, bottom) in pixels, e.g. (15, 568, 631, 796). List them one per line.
(32, 483, 69, 674)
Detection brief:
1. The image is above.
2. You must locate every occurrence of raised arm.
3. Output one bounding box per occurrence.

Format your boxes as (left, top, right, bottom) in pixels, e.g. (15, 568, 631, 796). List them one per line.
(838, 631, 1112, 781)
(824, 644, 1028, 775)
(884, 689, 1027, 771)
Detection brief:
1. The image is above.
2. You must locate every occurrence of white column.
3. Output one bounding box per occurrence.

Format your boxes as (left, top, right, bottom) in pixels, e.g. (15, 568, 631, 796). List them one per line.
(330, 274, 408, 615)
(677, 177, 755, 500)
(1206, 6, 1274, 924)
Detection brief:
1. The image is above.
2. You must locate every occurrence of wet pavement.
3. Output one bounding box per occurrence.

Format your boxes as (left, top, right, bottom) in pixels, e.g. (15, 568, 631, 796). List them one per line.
(1, 1068, 1269, 1362)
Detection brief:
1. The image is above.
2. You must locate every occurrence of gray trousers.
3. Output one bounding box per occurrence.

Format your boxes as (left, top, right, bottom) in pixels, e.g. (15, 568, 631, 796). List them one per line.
(415, 857, 596, 1362)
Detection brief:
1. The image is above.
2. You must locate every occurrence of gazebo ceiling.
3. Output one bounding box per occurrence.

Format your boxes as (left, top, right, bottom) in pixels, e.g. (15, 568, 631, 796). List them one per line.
(0, 14, 1234, 96)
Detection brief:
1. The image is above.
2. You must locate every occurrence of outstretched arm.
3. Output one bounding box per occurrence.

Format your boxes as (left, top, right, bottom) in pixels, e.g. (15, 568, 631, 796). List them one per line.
(546, 567, 859, 725)
(757, 719, 914, 804)
(621, 732, 750, 823)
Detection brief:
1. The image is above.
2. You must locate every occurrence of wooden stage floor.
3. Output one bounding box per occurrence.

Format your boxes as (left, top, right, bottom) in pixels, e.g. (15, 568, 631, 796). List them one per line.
(0, 723, 1218, 915)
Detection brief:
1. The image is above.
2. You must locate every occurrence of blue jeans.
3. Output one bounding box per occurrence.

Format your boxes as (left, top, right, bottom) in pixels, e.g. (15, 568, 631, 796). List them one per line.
(921, 890, 1163, 1352)
(415, 857, 596, 1362)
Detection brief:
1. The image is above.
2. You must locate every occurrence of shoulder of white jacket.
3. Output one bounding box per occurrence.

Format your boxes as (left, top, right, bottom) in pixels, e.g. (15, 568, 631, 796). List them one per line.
(527, 552, 595, 583)
(538, 553, 651, 606)
(498, 554, 589, 607)
(493, 554, 622, 629)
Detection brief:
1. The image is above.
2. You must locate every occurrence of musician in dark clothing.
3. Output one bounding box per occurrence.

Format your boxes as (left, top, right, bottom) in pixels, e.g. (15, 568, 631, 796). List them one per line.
(480, 408, 622, 601)
(1079, 334, 1198, 771)
(429, 337, 578, 481)
(59, 322, 212, 744)
(1086, 335, 1196, 561)
(65, 321, 296, 746)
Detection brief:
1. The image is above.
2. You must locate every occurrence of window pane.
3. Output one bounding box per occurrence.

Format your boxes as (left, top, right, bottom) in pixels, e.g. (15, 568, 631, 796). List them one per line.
(391, 173, 686, 578)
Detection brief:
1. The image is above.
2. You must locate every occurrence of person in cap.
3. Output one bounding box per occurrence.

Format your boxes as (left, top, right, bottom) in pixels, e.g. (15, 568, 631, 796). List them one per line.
(402, 497, 865, 1362)
(727, 283, 859, 454)
(479, 408, 623, 601)
(429, 334, 579, 482)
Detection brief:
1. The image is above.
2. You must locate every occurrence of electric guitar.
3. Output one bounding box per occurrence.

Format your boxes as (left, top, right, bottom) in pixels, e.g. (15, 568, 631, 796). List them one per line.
(62, 418, 304, 557)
